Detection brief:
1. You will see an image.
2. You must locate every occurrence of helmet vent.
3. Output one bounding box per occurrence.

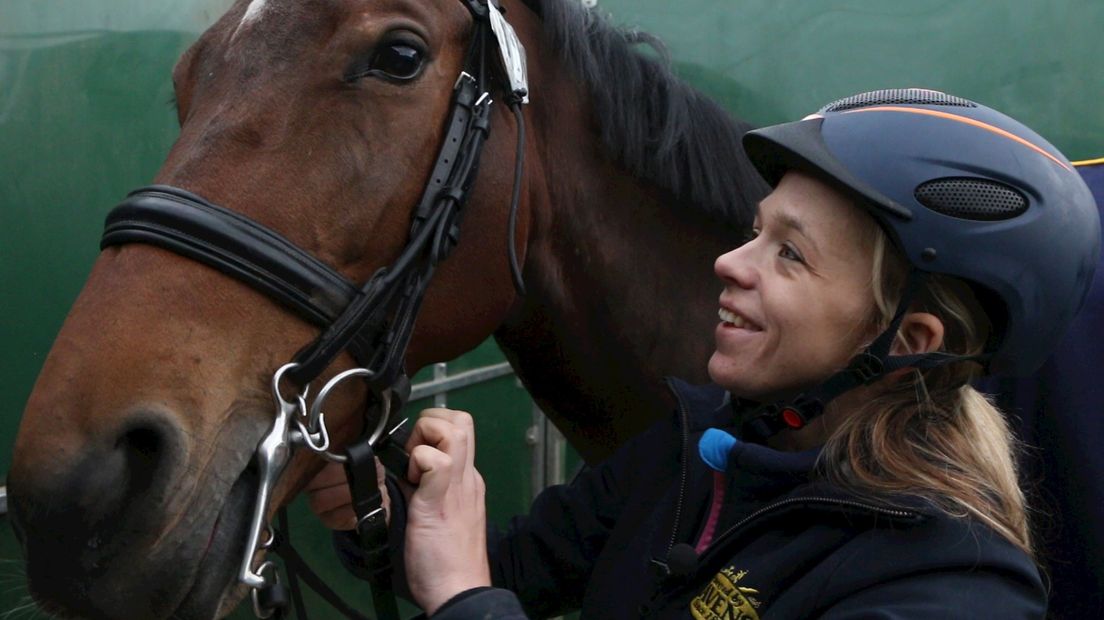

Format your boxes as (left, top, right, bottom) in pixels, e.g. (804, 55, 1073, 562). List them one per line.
(915, 178, 1028, 221)
(821, 89, 977, 113)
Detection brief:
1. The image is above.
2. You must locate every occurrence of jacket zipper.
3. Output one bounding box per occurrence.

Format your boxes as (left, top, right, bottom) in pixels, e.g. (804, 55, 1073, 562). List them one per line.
(665, 380, 692, 558)
(699, 496, 918, 564)
(647, 496, 920, 610)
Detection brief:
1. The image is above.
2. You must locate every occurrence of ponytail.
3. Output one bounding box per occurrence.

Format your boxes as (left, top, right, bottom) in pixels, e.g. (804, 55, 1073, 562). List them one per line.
(820, 225, 1032, 555)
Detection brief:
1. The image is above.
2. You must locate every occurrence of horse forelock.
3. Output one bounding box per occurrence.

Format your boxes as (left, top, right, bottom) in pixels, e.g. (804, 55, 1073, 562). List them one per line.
(531, 0, 766, 228)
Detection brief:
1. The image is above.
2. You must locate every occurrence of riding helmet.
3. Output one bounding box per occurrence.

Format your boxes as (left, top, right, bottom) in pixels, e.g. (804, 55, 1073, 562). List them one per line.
(742, 88, 1100, 376)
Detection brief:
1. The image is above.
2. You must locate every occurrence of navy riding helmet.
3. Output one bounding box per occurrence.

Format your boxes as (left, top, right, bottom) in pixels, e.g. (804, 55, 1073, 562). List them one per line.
(743, 88, 1100, 379)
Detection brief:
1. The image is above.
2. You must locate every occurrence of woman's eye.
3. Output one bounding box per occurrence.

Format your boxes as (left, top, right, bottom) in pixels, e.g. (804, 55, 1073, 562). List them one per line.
(369, 42, 424, 80)
(779, 243, 804, 263)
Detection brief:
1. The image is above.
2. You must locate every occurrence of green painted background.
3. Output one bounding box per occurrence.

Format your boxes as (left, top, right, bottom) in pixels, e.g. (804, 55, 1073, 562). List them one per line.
(2, 0, 1101, 616)
(598, 0, 1103, 160)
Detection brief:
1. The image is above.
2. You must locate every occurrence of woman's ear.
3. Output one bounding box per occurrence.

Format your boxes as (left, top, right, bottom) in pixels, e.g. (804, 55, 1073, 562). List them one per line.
(893, 312, 945, 355)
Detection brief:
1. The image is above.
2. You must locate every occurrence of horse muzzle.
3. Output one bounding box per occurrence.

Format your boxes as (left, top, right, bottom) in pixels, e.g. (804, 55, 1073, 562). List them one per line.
(8, 405, 258, 619)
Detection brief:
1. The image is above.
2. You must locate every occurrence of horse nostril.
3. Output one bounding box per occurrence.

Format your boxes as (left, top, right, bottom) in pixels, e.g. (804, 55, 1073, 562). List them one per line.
(111, 414, 183, 498)
(118, 424, 164, 465)
(9, 408, 191, 617)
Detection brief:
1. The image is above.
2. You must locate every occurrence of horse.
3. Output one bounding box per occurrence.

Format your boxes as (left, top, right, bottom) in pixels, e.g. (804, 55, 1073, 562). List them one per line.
(7, 0, 765, 617)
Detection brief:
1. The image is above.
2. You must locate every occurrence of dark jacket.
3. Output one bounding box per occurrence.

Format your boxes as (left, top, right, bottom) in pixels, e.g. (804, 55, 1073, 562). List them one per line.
(344, 379, 1046, 619)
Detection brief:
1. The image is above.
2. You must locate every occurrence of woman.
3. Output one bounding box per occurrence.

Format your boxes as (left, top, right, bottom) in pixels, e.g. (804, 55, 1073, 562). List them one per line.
(309, 89, 1100, 618)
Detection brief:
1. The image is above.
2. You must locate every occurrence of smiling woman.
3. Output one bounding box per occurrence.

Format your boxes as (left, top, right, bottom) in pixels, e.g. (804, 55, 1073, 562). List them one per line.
(333, 89, 1098, 619)
(709, 171, 881, 404)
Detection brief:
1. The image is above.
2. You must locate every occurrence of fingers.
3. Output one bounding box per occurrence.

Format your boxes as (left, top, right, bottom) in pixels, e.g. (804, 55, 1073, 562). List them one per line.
(406, 417, 466, 487)
(408, 443, 454, 503)
(305, 408, 476, 532)
(304, 461, 348, 492)
(402, 410, 489, 612)
(417, 408, 476, 461)
(304, 459, 391, 531)
(305, 462, 355, 530)
(405, 408, 475, 486)
(316, 506, 358, 531)
(307, 480, 354, 515)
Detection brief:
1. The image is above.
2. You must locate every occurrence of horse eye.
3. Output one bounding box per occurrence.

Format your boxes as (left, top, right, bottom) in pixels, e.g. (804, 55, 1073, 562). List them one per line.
(369, 42, 424, 81)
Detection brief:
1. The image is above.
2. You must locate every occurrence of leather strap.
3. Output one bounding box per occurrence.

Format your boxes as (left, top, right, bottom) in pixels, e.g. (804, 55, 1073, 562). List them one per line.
(746, 270, 990, 438)
(344, 438, 399, 620)
(287, 72, 492, 387)
(101, 55, 492, 391)
(101, 186, 374, 362)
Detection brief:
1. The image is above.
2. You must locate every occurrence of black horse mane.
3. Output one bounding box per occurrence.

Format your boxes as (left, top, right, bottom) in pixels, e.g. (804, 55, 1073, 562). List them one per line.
(524, 0, 766, 226)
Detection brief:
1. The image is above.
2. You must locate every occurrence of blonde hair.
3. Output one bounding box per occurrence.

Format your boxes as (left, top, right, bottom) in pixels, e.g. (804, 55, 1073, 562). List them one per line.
(819, 223, 1033, 556)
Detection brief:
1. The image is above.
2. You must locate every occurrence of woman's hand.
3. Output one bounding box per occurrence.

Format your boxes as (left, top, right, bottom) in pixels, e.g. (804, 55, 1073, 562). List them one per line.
(404, 408, 491, 615)
(304, 458, 388, 531)
(303, 408, 491, 615)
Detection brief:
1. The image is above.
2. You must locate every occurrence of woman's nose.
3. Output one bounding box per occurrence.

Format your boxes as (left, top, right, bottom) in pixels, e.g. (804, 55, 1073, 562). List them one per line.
(714, 244, 757, 289)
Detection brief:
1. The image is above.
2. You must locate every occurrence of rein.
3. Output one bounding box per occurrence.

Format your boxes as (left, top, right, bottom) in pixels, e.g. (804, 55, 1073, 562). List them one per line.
(99, 1, 530, 617)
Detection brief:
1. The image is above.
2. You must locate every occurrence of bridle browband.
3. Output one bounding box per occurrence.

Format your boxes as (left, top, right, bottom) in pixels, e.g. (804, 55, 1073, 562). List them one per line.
(99, 1, 529, 618)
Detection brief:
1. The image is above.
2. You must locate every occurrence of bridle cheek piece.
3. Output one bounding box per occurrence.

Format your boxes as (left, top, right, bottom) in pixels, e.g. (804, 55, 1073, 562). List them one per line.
(98, 1, 529, 618)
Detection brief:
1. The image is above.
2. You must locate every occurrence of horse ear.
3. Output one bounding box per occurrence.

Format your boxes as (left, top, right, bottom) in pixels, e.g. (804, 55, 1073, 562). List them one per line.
(892, 312, 944, 355)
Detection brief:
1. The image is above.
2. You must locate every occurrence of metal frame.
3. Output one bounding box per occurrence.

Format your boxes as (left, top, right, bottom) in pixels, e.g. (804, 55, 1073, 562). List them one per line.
(527, 405, 566, 501)
(409, 361, 514, 402)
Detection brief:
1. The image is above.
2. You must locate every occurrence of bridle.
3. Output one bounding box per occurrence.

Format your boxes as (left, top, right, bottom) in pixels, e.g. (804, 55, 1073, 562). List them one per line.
(98, 1, 530, 617)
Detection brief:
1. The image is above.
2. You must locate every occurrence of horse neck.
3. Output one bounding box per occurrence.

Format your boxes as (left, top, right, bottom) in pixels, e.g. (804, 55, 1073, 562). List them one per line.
(495, 94, 744, 462)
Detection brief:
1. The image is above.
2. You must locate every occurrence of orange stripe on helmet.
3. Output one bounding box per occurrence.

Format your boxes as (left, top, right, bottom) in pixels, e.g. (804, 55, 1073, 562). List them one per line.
(841, 106, 1072, 171)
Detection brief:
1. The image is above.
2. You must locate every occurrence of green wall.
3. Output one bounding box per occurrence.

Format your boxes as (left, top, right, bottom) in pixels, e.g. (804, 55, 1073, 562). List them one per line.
(598, 0, 1103, 159)
(0, 2, 223, 479)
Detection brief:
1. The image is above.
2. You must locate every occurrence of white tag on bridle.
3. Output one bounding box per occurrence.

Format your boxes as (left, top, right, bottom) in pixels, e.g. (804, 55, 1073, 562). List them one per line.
(487, 3, 530, 104)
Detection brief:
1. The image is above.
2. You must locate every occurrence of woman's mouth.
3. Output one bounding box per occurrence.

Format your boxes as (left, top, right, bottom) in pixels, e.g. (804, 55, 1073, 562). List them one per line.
(718, 307, 762, 331)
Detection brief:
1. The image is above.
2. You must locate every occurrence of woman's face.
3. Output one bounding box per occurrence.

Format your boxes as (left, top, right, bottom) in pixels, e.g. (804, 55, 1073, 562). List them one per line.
(708, 170, 879, 401)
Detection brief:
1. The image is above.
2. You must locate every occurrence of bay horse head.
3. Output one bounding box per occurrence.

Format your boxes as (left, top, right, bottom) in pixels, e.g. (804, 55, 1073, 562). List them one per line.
(9, 0, 764, 617)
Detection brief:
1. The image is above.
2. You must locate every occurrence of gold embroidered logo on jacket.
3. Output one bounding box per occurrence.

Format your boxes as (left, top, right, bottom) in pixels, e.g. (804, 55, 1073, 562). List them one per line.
(690, 567, 762, 620)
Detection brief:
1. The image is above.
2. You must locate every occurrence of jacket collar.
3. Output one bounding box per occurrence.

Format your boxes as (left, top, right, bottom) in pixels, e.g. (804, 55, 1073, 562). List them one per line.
(667, 377, 820, 478)
(666, 377, 939, 518)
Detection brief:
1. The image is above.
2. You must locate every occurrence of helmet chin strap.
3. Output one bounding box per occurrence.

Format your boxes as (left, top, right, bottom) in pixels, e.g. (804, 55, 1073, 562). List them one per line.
(745, 270, 986, 440)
